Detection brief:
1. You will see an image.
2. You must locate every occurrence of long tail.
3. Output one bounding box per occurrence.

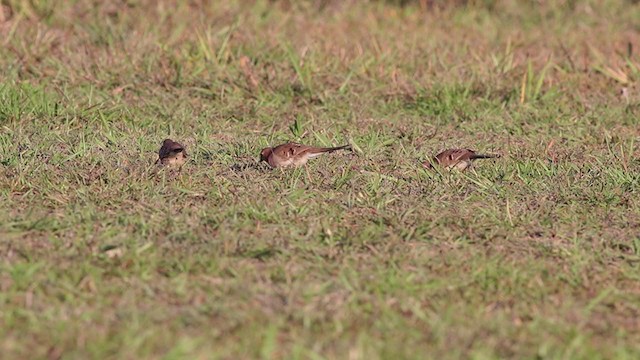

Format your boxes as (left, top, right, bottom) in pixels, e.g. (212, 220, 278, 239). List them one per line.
(471, 153, 501, 160)
(306, 144, 351, 159)
(317, 144, 351, 153)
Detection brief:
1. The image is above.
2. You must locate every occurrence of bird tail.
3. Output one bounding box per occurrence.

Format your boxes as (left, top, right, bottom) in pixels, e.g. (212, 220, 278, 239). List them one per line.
(306, 144, 351, 158)
(316, 144, 351, 153)
(471, 153, 500, 160)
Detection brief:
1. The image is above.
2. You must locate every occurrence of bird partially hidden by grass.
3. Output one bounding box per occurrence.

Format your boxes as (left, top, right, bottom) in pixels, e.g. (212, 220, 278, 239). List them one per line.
(259, 142, 351, 168)
(423, 148, 500, 171)
(157, 139, 187, 168)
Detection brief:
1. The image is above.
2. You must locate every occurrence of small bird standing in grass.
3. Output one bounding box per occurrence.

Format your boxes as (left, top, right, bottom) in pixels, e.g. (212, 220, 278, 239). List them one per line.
(259, 142, 351, 168)
(157, 139, 187, 168)
(423, 148, 500, 171)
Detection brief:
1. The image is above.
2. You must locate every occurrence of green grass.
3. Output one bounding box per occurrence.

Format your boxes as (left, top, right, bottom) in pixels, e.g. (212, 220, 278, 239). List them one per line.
(1, 0, 640, 358)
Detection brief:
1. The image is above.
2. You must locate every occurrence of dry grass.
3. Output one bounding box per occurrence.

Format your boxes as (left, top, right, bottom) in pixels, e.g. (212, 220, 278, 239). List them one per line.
(1, 0, 640, 359)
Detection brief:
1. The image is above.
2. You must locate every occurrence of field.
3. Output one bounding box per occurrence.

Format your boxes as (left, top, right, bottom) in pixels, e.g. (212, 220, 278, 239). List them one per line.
(1, 0, 640, 358)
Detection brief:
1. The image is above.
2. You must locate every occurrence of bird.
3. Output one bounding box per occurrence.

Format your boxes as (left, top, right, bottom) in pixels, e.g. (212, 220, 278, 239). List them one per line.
(157, 139, 187, 168)
(423, 148, 500, 171)
(259, 142, 351, 168)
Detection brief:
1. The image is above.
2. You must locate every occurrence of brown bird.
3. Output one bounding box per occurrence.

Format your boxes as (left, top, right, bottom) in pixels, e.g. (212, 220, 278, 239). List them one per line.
(423, 148, 500, 171)
(157, 139, 187, 167)
(259, 142, 351, 168)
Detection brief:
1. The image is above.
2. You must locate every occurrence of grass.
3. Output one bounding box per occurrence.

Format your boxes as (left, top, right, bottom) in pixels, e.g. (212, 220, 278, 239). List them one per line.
(1, 0, 640, 358)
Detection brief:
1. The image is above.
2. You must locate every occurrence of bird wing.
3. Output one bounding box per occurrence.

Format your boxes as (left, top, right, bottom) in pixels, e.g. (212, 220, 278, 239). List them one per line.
(434, 149, 475, 165)
(273, 143, 308, 159)
(453, 149, 476, 161)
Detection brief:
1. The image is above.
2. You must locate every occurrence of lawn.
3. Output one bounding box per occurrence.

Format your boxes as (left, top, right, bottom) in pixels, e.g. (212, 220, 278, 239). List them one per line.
(1, 0, 640, 358)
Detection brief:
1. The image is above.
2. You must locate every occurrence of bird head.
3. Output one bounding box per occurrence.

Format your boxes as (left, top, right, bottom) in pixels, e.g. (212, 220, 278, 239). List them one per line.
(259, 147, 273, 162)
(162, 139, 174, 147)
(422, 159, 436, 170)
(163, 139, 184, 154)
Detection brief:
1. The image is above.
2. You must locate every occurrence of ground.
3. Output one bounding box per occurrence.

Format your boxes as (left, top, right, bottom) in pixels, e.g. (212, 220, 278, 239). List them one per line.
(1, 0, 640, 359)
